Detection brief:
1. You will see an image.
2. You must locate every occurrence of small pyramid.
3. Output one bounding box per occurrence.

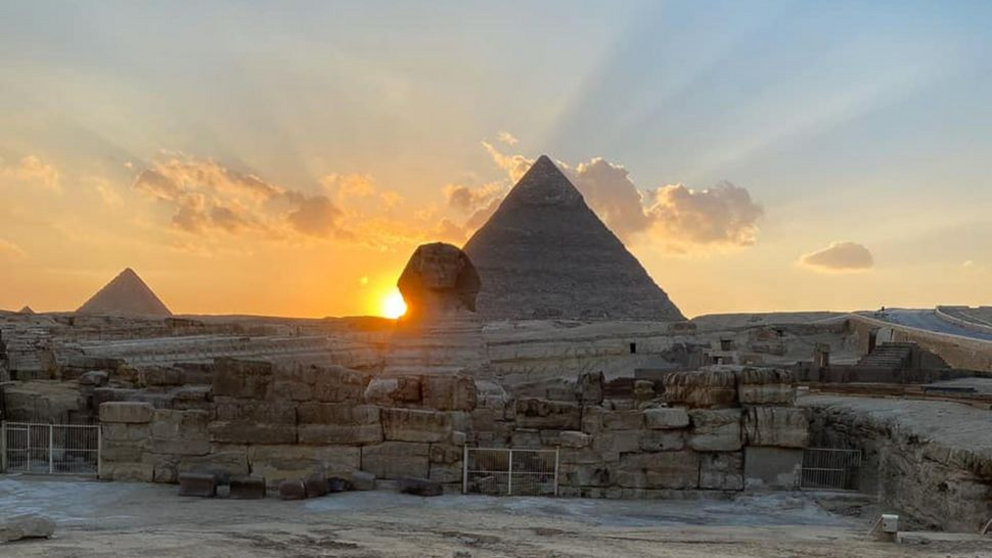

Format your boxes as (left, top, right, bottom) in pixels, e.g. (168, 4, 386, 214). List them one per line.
(18, 306, 34, 315)
(77, 268, 172, 317)
(464, 155, 685, 321)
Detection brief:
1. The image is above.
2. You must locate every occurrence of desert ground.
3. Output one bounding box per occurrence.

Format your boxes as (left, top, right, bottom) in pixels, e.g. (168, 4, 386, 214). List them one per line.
(1, 477, 989, 557)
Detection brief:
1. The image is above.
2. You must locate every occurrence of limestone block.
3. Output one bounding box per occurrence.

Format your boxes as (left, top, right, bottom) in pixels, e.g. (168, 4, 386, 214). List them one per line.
(602, 410, 644, 431)
(99, 401, 154, 424)
(79, 370, 109, 387)
(270, 380, 313, 402)
(212, 358, 272, 399)
(398, 477, 443, 497)
(512, 428, 542, 449)
(364, 377, 421, 406)
(349, 470, 376, 491)
(540, 430, 562, 446)
(634, 380, 656, 401)
(213, 398, 296, 424)
(689, 409, 743, 452)
(560, 447, 616, 465)
(743, 406, 809, 448)
(305, 477, 330, 498)
(208, 422, 297, 445)
(0, 514, 55, 543)
(428, 462, 463, 484)
(298, 424, 383, 446)
(644, 407, 690, 430)
(229, 476, 266, 499)
(102, 440, 145, 462)
(639, 431, 685, 452)
(450, 430, 467, 446)
(382, 408, 452, 443)
(150, 409, 209, 440)
(559, 431, 592, 449)
(515, 398, 581, 430)
(593, 430, 641, 454)
(617, 451, 700, 489)
(664, 368, 738, 408)
(429, 443, 463, 464)
(105, 462, 155, 482)
(178, 472, 217, 497)
(361, 441, 430, 479)
(297, 402, 379, 425)
(249, 445, 360, 486)
(148, 438, 211, 456)
(737, 368, 796, 406)
(178, 445, 250, 479)
(313, 365, 369, 403)
(279, 479, 307, 500)
(470, 408, 497, 432)
(577, 371, 604, 405)
(422, 375, 477, 411)
(699, 452, 744, 490)
(572, 464, 614, 487)
(581, 406, 605, 434)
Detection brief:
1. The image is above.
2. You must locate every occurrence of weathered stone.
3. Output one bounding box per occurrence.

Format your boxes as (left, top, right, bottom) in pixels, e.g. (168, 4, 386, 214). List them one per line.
(148, 438, 211, 456)
(150, 409, 209, 440)
(422, 375, 478, 411)
(428, 462, 463, 484)
(298, 424, 383, 446)
(361, 441, 430, 479)
(298, 402, 378, 425)
(644, 407, 690, 429)
(743, 406, 809, 448)
(602, 410, 644, 430)
(229, 476, 266, 499)
(617, 451, 700, 489)
(212, 358, 272, 399)
(327, 477, 351, 492)
(364, 377, 422, 406)
(737, 368, 796, 406)
(305, 476, 330, 498)
(99, 401, 154, 424)
(102, 439, 145, 462)
(178, 445, 250, 479)
(349, 470, 376, 491)
(313, 365, 369, 403)
(278, 479, 307, 500)
(664, 368, 738, 408)
(512, 428, 542, 448)
(213, 398, 296, 424)
(429, 443, 463, 464)
(209, 422, 297, 445)
(515, 398, 580, 430)
(593, 430, 641, 454)
(0, 514, 55, 543)
(689, 409, 742, 452)
(639, 430, 685, 452)
(699, 452, 744, 490)
(559, 431, 592, 449)
(248, 445, 360, 486)
(576, 371, 604, 405)
(633, 380, 656, 401)
(382, 408, 452, 443)
(450, 430, 467, 446)
(398, 476, 443, 497)
(105, 462, 154, 482)
(178, 472, 217, 497)
(79, 370, 109, 387)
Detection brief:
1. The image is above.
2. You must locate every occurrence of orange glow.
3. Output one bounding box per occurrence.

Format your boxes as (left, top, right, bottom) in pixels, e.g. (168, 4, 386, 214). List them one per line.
(380, 290, 408, 319)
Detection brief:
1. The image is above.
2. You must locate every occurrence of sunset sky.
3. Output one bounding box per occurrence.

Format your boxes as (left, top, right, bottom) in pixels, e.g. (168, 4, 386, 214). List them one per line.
(1, 1, 991, 318)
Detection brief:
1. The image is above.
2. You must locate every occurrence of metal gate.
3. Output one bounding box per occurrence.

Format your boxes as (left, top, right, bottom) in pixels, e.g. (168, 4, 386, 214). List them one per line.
(800, 448, 861, 491)
(463, 447, 559, 496)
(1, 422, 101, 476)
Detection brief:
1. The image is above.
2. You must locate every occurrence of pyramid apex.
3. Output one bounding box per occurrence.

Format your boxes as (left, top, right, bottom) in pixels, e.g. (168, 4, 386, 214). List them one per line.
(77, 267, 172, 317)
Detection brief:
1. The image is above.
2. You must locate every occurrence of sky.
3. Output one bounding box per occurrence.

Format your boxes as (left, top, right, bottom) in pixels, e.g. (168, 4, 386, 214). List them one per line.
(1, 0, 991, 318)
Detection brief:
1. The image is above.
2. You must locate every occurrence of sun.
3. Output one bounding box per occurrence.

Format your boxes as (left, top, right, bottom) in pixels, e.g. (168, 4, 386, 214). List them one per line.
(381, 291, 408, 319)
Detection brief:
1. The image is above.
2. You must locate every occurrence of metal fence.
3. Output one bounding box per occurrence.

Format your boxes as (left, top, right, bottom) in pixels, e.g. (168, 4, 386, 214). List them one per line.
(463, 447, 559, 496)
(800, 448, 861, 491)
(1, 422, 101, 476)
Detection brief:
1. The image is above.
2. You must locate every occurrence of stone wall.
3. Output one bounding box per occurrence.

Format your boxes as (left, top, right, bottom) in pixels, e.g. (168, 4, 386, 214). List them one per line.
(98, 361, 809, 497)
(803, 395, 992, 532)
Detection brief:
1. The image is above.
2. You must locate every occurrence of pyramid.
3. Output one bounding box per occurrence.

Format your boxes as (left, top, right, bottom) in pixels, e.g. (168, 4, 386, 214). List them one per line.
(463, 155, 685, 321)
(77, 268, 172, 316)
(18, 306, 34, 315)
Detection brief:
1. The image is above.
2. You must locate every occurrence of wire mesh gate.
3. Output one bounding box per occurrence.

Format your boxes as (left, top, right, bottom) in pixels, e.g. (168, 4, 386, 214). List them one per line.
(800, 448, 861, 491)
(463, 447, 559, 496)
(1, 422, 101, 476)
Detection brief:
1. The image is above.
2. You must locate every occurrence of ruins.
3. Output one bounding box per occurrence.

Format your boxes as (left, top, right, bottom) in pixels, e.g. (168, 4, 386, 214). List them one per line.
(0, 156, 990, 552)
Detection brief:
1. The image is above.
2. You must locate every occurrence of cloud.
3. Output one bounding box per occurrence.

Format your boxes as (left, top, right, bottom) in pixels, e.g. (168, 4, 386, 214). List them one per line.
(799, 241, 874, 272)
(0, 155, 61, 192)
(444, 182, 506, 213)
(497, 131, 519, 146)
(0, 239, 26, 259)
(90, 177, 124, 208)
(481, 142, 763, 251)
(132, 153, 346, 239)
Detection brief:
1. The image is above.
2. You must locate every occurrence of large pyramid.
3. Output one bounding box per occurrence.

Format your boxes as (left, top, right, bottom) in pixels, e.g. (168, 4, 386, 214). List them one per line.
(77, 268, 172, 316)
(463, 155, 685, 321)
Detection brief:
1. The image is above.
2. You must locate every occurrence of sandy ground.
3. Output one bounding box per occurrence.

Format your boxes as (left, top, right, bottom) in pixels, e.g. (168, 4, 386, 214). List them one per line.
(1, 477, 990, 557)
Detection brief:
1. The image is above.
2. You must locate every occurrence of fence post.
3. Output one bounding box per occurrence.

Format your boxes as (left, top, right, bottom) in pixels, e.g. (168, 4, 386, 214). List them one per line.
(97, 424, 102, 479)
(462, 444, 468, 494)
(507, 449, 514, 496)
(48, 425, 54, 474)
(553, 448, 560, 497)
(1, 422, 6, 473)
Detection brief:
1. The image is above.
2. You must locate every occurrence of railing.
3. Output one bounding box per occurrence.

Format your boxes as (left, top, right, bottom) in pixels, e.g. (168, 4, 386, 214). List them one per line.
(463, 447, 559, 496)
(800, 448, 861, 491)
(1, 422, 101, 476)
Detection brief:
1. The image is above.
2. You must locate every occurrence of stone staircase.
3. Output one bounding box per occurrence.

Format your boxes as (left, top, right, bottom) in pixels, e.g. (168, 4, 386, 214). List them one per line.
(857, 342, 915, 369)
